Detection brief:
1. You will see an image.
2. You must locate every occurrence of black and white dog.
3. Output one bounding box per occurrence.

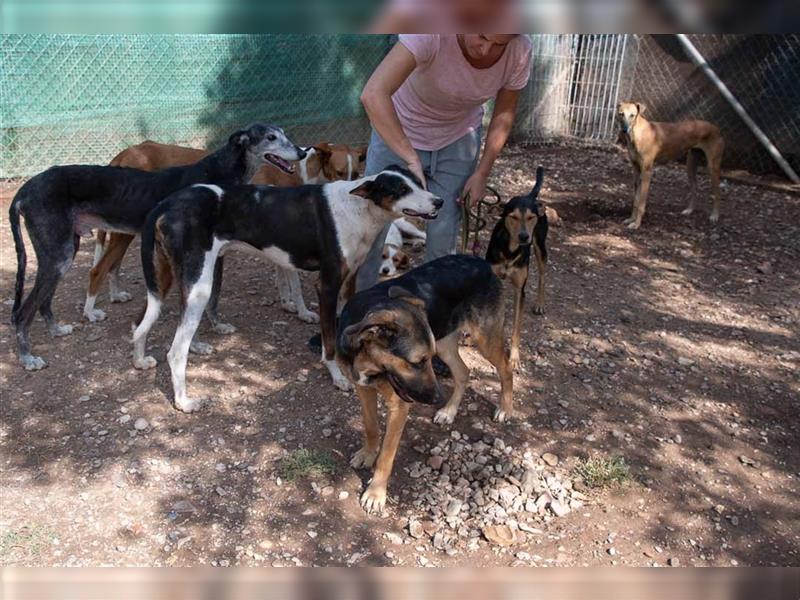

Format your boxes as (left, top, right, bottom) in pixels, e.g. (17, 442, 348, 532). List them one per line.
(9, 123, 304, 371)
(131, 166, 442, 412)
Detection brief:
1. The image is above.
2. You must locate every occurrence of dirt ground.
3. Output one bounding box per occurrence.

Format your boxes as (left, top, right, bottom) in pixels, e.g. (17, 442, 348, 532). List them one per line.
(1, 143, 798, 567)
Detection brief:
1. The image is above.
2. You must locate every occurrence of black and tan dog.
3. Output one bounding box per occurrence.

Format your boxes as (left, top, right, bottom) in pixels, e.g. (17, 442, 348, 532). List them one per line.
(485, 166, 548, 370)
(9, 123, 303, 371)
(336, 254, 513, 513)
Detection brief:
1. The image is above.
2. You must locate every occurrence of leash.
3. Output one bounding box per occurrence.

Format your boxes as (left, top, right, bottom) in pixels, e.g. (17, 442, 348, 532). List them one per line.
(460, 185, 502, 255)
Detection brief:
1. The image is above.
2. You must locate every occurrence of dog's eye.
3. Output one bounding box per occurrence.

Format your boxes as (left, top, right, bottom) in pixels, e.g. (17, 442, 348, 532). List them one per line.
(267, 134, 277, 142)
(411, 358, 428, 369)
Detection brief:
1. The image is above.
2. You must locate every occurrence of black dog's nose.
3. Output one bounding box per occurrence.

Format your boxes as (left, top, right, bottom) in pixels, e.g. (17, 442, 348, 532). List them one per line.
(295, 146, 307, 160)
(433, 197, 444, 209)
(519, 232, 530, 242)
(381, 267, 390, 274)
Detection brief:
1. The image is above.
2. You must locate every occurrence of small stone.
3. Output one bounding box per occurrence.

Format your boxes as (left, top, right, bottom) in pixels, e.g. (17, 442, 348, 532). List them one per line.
(673, 434, 682, 444)
(133, 418, 149, 431)
(119, 414, 131, 424)
(482, 525, 518, 547)
(78, 395, 90, 403)
(608, 547, 616, 556)
(320, 486, 334, 497)
(307, 531, 318, 539)
(171, 500, 196, 514)
(550, 499, 570, 517)
(322, 428, 332, 438)
(384, 532, 403, 545)
(668, 557, 679, 567)
(408, 521, 424, 539)
(445, 498, 463, 517)
(677, 357, 695, 367)
(338, 491, 349, 500)
(428, 455, 444, 470)
(739, 455, 757, 467)
(541, 452, 559, 466)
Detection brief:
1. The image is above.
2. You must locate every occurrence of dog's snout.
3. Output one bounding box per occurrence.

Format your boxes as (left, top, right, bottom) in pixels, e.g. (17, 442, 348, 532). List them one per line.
(295, 146, 307, 160)
(381, 267, 390, 275)
(432, 197, 444, 210)
(518, 232, 530, 243)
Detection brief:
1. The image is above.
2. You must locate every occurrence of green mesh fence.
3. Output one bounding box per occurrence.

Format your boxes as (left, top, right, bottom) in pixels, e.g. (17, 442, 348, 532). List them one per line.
(0, 34, 394, 181)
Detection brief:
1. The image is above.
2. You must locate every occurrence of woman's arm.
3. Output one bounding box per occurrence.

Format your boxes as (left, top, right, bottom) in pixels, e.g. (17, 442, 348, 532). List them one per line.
(360, 42, 426, 186)
(461, 87, 521, 204)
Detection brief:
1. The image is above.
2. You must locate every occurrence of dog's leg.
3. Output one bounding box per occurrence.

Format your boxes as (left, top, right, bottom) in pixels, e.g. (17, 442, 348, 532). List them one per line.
(708, 144, 723, 223)
(85, 233, 134, 321)
(276, 266, 296, 314)
(393, 217, 427, 242)
(204, 256, 236, 335)
(108, 233, 134, 303)
(681, 150, 699, 217)
(92, 230, 107, 266)
(433, 332, 470, 425)
(318, 276, 352, 391)
(624, 167, 641, 226)
(287, 269, 319, 323)
(350, 385, 381, 469)
(473, 320, 514, 422)
(14, 239, 75, 370)
(168, 248, 219, 412)
(132, 291, 163, 370)
(628, 166, 652, 230)
(360, 389, 411, 515)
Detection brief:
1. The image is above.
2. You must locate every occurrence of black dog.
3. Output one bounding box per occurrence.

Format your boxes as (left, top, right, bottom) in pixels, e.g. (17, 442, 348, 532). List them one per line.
(9, 123, 304, 371)
(485, 166, 548, 369)
(130, 166, 442, 413)
(336, 254, 513, 514)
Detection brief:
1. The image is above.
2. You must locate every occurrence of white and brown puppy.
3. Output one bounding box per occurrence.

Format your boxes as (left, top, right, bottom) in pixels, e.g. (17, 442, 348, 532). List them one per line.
(379, 222, 409, 278)
(131, 166, 442, 412)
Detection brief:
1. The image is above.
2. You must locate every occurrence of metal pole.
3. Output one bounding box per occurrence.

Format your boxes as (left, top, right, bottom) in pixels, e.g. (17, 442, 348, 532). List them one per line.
(675, 34, 800, 184)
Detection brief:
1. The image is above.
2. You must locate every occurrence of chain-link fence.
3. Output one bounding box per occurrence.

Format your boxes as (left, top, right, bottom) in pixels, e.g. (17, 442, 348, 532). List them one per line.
(0, 34, 393, 185)
(516, 34, 800, 179)
(2, 34, 798, 189)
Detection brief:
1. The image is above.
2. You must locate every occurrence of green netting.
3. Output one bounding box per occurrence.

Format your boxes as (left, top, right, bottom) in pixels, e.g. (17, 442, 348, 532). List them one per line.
(0, 34, 394, 180)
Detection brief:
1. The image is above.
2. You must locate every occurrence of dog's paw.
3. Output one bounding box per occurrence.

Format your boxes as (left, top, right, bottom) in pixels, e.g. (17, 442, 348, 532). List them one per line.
(360, 484, 388, 515)
(280, 300, 298, 314)
(493, 407, 512, 423)
(433, 407, 456, 425)
(709, 210, 719, 224)
(84, 308, 107, 323)
(21, 355, 47, 371)
(623, 216, 635, 226)
(134, 355, 157, 370)
(212, 322, 236, 335)
(174, 397, 204, 413)
(626, 220, 641, 230)
(508, 355, 520, 371)
(680, 207, 695, 216)
(189, 340, 214, 355)
(350, 447, 378, 469)
(332, 376, 353, 392)
(296, 309, 320, 324)
(110, 290, 132, 303)
(532, 303, 545, 315)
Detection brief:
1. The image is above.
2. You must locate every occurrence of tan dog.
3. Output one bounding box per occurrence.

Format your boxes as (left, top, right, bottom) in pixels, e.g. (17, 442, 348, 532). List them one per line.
(617, 102, 724, 230)
(85, 140, 365, 325)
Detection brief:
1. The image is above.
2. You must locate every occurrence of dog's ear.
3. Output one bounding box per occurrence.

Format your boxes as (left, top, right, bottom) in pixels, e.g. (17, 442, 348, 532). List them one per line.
(313, 143, 332, 158)
(537, 203, 547, 217)
(395, 252, 410, 269)
(636, 103, 646, 115)
(343, 314, 397, 350)
(228, 129, 251, 148)
(349, 180, 376, 199)
(355, 145, 368, 163)
(388, 286, 425, 310)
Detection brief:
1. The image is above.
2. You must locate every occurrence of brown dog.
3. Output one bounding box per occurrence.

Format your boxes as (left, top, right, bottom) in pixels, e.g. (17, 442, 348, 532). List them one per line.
(617, 102, 724, 230)
(84, 140, 365, 323)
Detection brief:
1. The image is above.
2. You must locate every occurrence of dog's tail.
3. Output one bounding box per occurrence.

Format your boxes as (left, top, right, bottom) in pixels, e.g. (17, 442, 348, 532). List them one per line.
(9, 196, 26, 316)
(529, 165, 545, 198)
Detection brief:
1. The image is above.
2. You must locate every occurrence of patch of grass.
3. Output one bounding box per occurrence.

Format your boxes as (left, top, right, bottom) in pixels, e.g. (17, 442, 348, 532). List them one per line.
(277, 448, 337, 481)
(573, 456, 631, 489)
(0, 525, 54, 562)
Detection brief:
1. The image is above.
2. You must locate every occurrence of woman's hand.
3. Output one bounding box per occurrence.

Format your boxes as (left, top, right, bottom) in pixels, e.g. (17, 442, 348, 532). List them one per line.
(406, 158, 427, 190)
(459, 171, 488, 207)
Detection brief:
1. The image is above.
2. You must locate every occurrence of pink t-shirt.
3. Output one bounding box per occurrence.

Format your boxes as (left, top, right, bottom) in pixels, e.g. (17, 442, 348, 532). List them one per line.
(392, 34, 532, 151)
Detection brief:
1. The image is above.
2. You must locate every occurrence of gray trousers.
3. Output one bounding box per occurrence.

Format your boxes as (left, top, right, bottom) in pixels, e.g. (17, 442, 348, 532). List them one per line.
(356, 127, 481, 291)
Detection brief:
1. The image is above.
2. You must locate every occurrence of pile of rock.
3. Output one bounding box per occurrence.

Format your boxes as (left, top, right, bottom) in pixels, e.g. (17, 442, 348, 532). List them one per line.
(400, 430, 586, 553)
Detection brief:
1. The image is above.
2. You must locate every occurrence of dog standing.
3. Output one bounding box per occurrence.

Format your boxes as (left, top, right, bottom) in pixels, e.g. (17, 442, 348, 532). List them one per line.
(87, 140, 359, 326)
(485, 166, 548, 370)
(337, 255, 513, 513)
(131, 166, 442, 412)
(9, 123, 303, 371)
(617, 102, 724, 229)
